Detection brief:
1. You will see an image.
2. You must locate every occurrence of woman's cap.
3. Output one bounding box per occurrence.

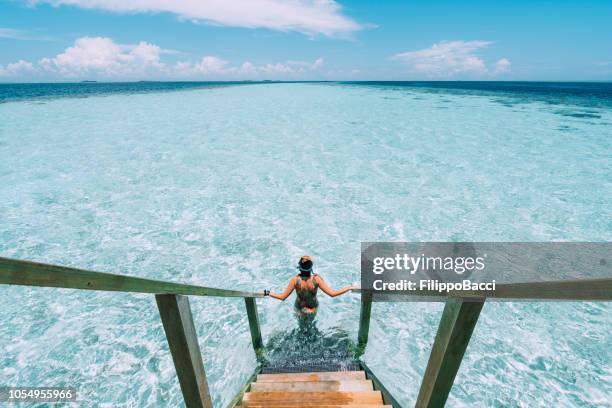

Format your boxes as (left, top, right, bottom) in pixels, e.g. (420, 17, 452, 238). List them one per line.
(298, 255, 313, 272)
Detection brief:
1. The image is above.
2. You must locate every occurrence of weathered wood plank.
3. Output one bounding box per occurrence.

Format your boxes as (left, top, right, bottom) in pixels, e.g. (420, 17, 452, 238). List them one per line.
(242, 390, 383, 405)
(357, 290, 373, 353)
(237, 402, 392, 408)
(250, 380, 373, 392)
(480, 278, 612, 300)
(257, 371, 366, 382)
(0, 257, 262, 298)
(244, 297, 263, 352)
(416, 298, 485, 408)
(240, 402, 392, 408)
(156, 294, 213, 408)
(355, 277, 612, 301)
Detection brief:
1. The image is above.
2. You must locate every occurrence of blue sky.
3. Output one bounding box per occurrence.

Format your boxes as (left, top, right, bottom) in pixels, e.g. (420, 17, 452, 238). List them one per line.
(1, 0, 611, 81)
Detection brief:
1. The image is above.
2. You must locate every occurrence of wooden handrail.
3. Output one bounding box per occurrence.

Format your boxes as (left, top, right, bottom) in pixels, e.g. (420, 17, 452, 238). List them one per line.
(0, 257, 263, 298)
(3, 256, 611, 407)
(0, 256, 265, 408)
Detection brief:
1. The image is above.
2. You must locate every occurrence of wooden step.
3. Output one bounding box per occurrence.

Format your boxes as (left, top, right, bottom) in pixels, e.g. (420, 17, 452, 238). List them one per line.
(257, 371, 366, 382)
(251, 380, 373, 392)
(242, 391, 383, 406)
(239, 406, 391, 408)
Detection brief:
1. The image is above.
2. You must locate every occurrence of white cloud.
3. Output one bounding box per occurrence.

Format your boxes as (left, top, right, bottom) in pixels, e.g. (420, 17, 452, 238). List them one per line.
(38, 37, 164, 77)
(174, 55, 324, 78)
(7, 60, 36, 72)
(494, 58, 511, 74)
(0, 60, 36, 76)
(393, 40, 510, 78)
(174, 56, 229, 76)
(194, 56, 229, 74)
(29, 0, 362, 37)
(2, 36, 325, 80)
(286, 58, 324, 70)
(247, 58, 324, 76)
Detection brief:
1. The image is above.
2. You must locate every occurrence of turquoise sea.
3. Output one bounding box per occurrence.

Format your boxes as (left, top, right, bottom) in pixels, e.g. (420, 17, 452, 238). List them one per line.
(0, 82, 611, 407)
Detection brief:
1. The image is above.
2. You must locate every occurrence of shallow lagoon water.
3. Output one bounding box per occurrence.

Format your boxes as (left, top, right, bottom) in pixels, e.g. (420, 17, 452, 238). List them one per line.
(0, 83, 611, 407)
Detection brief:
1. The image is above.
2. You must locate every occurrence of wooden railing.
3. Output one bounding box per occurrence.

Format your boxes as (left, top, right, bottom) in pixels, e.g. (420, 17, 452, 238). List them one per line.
(2, 256, 611, 408)
(356, 278, 612, 408)
(0, 257, 263, 408)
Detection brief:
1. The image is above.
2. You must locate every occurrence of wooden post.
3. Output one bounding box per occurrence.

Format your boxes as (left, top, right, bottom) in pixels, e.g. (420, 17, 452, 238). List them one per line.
(357, 291, 373, 354)
(156, 294, 213, 408)
(244, 297, 263, 352)
(416, 298, 485, 408)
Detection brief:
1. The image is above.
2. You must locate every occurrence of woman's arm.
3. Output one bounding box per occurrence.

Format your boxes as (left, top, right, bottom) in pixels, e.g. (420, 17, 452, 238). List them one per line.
(269, 276, 297, 301)
(315, 275, 355, 298)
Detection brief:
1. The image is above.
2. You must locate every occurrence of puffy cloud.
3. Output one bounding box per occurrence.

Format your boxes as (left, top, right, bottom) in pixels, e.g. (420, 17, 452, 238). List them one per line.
(29, 0, 362, 37)
(245, 58, 324, 76)
(37, 37, 164, 77)
(174, 55, 324, 78)
(2, 36, 325, 79)
(393, 40, 510, 78)
(286, 58, 324, 71)
(0, 60, 36, 76)
(190, 56, 229, 74)
(173, 56, 229, 76)
(494, 57, 511, 74)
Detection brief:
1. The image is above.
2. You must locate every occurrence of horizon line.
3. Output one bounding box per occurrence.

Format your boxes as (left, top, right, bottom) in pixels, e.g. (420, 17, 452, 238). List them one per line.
(2, 79, 612, 85)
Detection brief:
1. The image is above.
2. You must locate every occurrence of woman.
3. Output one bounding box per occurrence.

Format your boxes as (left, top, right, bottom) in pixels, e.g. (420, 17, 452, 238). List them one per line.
(263, 256, 355, 317)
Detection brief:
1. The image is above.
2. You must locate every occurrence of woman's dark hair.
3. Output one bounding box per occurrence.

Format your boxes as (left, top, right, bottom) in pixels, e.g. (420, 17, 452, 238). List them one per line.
(298, 256, 313, 277)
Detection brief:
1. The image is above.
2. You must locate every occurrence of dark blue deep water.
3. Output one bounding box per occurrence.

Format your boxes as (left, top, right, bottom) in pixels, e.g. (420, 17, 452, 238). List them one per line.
(0, 81, 251, 103)
(344, 81, 612, 109)
(1, 81, 611, 107)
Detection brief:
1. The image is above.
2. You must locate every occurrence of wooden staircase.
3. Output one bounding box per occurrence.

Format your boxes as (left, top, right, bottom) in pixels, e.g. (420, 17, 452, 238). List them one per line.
(239, 370, 391, 407)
